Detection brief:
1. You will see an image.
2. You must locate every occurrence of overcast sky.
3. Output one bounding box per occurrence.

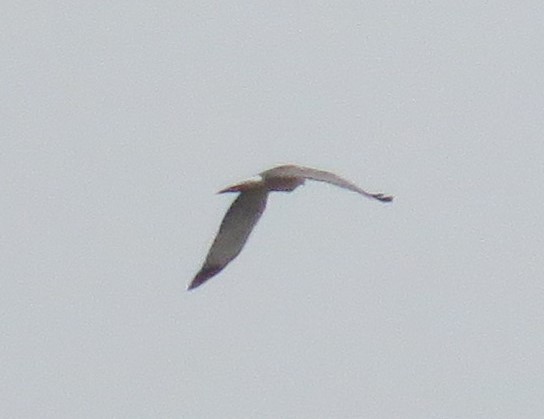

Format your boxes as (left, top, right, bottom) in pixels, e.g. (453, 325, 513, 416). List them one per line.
(2, 2, 544, 418)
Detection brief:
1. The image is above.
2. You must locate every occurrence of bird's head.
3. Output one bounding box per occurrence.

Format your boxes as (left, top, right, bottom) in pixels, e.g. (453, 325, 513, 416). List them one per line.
(217, 177, 264, 194)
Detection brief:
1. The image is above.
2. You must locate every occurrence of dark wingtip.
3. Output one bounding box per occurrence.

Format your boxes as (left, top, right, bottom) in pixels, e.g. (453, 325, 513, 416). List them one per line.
(187, 281, 200, 291)
(373, 193, 394, 203)
(187, 265, 224, 291)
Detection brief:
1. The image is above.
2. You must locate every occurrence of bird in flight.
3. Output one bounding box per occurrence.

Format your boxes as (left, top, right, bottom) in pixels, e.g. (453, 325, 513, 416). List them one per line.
(188, 165, 393, 290)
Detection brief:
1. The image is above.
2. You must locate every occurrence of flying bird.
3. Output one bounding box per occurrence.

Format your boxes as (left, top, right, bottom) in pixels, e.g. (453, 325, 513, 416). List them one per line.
(188, 165, 393, 290)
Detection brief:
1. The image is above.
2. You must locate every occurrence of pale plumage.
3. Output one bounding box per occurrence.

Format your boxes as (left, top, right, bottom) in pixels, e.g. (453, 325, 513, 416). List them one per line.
(188, 165, 392, 290)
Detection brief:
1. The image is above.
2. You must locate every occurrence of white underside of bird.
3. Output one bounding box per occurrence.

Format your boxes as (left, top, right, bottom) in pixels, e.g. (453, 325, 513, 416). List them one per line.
(188, 164, 392, 290)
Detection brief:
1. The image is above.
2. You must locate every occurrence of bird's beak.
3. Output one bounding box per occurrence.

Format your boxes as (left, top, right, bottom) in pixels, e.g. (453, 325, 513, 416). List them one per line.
(217, 180, 250, 193)
(217, 184, 242, 194)
(217, 177, 262, 194)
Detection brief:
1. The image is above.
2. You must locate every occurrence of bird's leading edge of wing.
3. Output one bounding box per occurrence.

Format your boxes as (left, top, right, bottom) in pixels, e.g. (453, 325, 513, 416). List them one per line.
(262, 165, 393, 202)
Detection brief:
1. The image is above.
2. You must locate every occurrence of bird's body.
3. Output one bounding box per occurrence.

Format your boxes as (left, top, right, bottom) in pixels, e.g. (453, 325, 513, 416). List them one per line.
(188, 164, 392, 290)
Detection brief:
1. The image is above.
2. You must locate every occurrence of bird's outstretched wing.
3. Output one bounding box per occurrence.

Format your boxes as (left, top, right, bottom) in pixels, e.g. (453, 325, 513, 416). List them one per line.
(188, 188, 268, 290)
(261, 165, 393, 202)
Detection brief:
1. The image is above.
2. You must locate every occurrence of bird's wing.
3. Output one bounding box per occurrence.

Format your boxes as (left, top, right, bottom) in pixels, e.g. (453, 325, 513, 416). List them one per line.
(262, 165, 393, 202)
(188, 188, 268, 290)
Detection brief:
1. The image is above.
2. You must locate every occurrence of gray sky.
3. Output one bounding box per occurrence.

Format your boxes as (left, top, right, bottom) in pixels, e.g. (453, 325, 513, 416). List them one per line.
(2, 2, 544, 418)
